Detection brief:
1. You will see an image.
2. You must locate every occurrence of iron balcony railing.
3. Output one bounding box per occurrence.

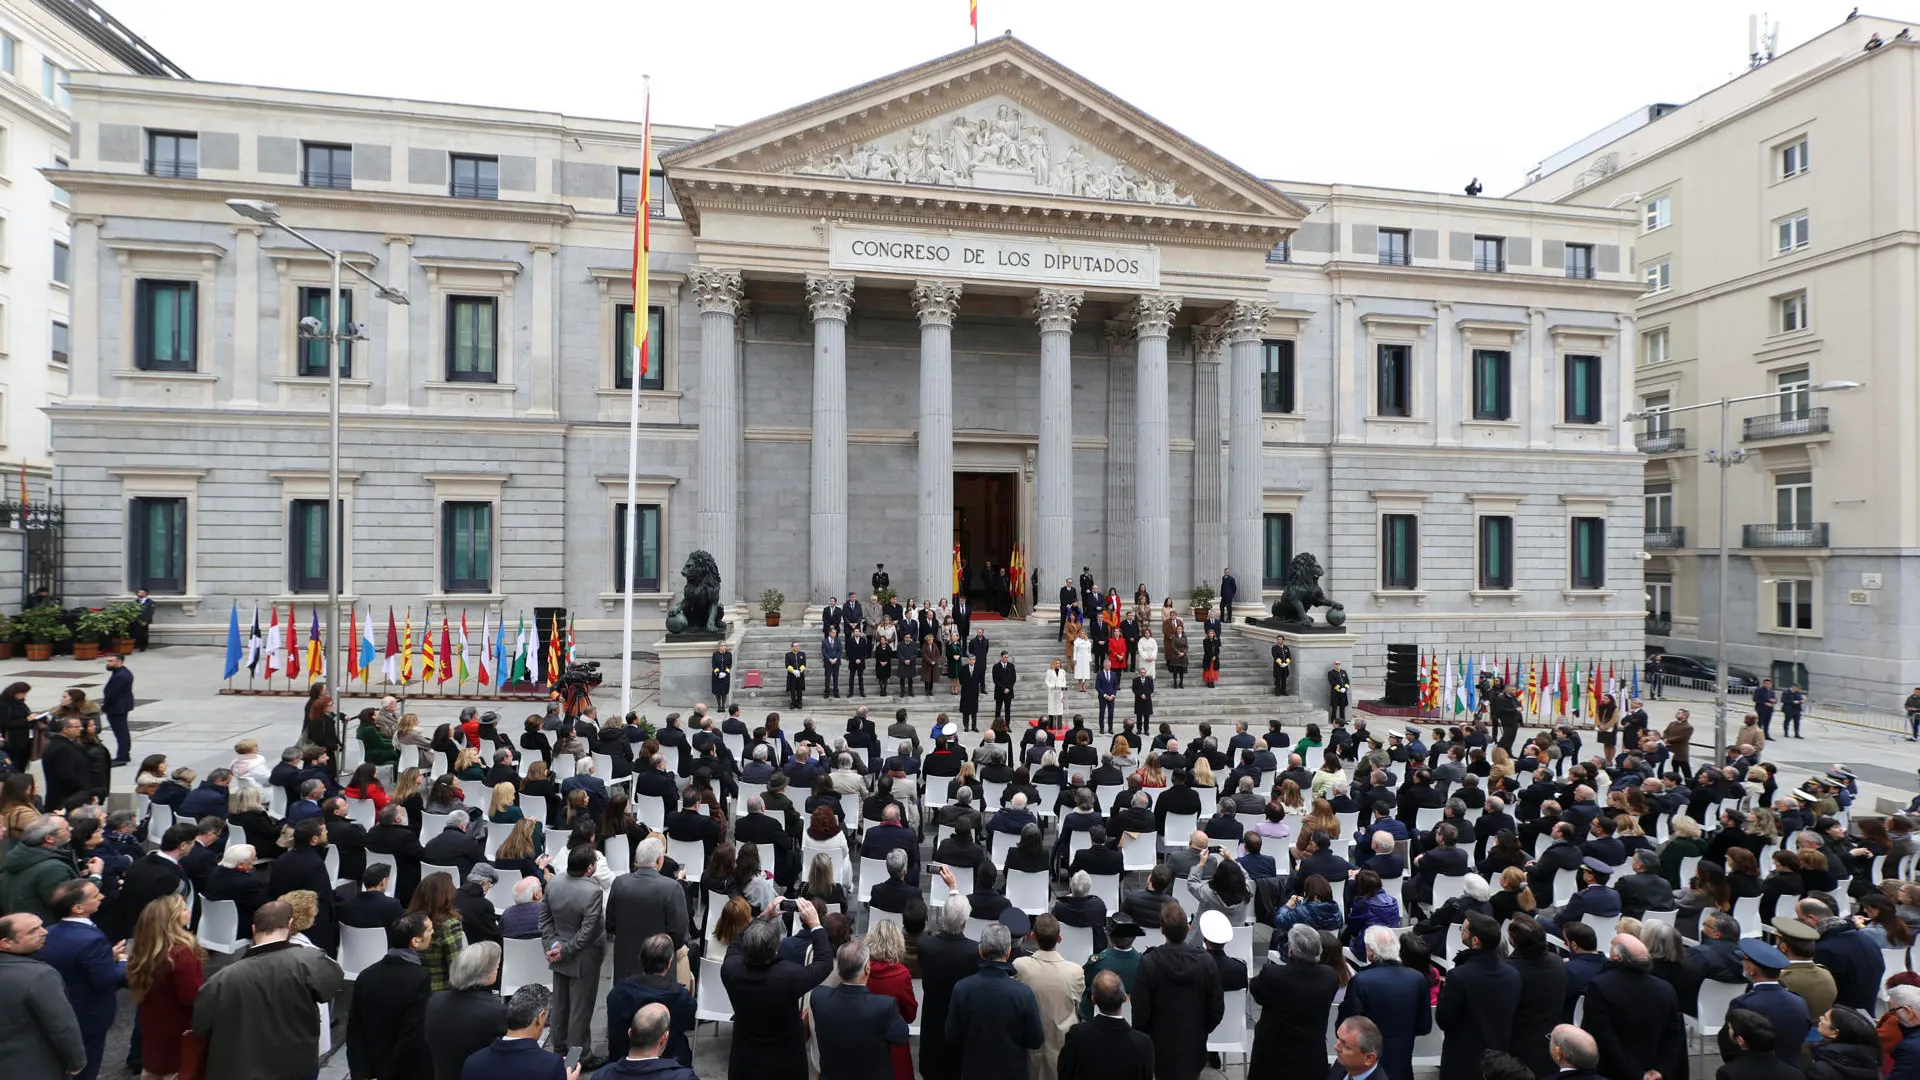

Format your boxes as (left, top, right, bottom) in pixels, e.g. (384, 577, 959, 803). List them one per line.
(1565, 262, 1595, 280)
(147, 159, 195, 179)
(1743, 407, 1829, 441)
(1378, 250, 1410, 266)
(1644, 528, 1686, 549)
(302, 171, 351, 190)
(1645, 617, 1673, 636)
(450, 180, 498, 200)
(1473, 256, 1505, 273)
(1743, 523, 1829, 548)
(1635, 428, 1687, 453)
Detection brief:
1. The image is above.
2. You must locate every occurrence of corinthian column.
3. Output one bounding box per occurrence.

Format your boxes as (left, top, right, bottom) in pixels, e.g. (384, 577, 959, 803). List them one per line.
(692, 267, 746, 606)
(1192, 327, 1226, 584)
(1131, 294, 1182, 599)
(1032, 288, 1083, 614)
(913, 281, 962, 603)
(1225, 300, 1273, 601)
(806, 273, 855, 605)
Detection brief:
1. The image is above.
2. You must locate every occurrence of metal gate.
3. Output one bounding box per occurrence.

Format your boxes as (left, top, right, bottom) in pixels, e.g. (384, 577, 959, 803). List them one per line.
(13, 501, 63, 607)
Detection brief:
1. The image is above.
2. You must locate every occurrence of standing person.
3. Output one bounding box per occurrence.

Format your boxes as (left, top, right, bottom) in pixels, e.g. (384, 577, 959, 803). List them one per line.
(1581, 934, 1686, 1080)
(38, 879, 124, 1080)
(1094, 665, 1119, 736)
(1781, 684, 1806, 739)
(425, 942, 512, 1080)
(540, 846, 608, 1066)
(0, 913, 87, 1078)
(1220, 567, 1237, 624)
(1906, 687, 1920, 742)
(1251, 923, 1342, 1080)
(1331, 1018, 1390, 1080)
(1503, 916, 1569, 1077)
(710, 643, 733, 710)
(918, 895, 980, 1080)
(959, 657, 982, 732)
(722, 901, 832, 1080)
(785, 642, 808, 709)
(1137, 628, 1158, 680)
(1752, 679, 1777, 739)
(874, 564, 890, 594)
(1341, 925, 1432, 1080)
(848, 625, 871, 699)
(1663, 709, 1694, 780)
(0, 681, 33, 772)
(191, 900, 344, 1080)
(102, 655, 135, 766)
(345, 911, 435, 1080)
(1072, 632, 1092, 694)
(1132, 673, 1154, 728)
(993, 653, 1018, 728)
(955, 593, 973, 644)
(1059, 969, 1155, 1080)
(1646, 655, 1664, 700)
(823, 628, 843, 700)
(596, 1001, 694, 1080)
(460, 984, 580, 1080)
(126, 895, 204, 1080)
(40, 715, 91, 811)
(1433, 913, 1520, 1080)
(875, 634, 896, 698)
(1165, 619, 1188, 690)
(1273, 640, 1293, 697)
(1045, 661, 1068, 729)
(606, 837, 689, 985)
(946, 922, 1045, 1080)
(1013, 914, 1084, 1080)
(1327, 662, 1352, 724)
(1058, 580, 1077, 641)
(1715, 938, 1810, 1068)
(1131, 904, 1224, 1080)
(811, 938, 911, 1080)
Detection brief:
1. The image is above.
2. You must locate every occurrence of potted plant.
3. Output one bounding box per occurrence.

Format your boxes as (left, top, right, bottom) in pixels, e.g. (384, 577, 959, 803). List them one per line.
(0, 612, 13, 659)
(874, 585, 897, 609)
(14, 604, 70, 661)
(71, 608, 120, 661)
(760, 589, 785, 627)
(1189, 582, 1216, 620)
(107, 602, 142, 654)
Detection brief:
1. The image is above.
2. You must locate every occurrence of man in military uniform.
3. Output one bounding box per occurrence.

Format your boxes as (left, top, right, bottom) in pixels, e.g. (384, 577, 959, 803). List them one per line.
(872, 564, 890, 593)
(710, 644, 733, 709)
(784, 641, 807, 708)
(1272, 641, 1293, 697)
(1079, 914, 1145, 1020)
(1328, 661, 1352, 723)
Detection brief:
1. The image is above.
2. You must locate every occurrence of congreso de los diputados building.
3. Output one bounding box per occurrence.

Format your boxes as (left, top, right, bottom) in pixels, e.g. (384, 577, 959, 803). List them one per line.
(49, 35, 1647, 685)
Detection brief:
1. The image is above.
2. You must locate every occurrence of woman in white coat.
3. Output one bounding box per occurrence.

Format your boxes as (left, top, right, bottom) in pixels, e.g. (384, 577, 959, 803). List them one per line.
(1044, 659, 1068, 726)
(1072, 633, 1093, 691)
(1137, 626, 1159, 679)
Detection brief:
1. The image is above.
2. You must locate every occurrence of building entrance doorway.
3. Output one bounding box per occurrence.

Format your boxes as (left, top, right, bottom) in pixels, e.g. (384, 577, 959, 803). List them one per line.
(954, 471, 1017, 608)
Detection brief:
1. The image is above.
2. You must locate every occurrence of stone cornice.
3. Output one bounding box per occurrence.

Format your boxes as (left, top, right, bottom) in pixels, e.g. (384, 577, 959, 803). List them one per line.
(59, 171, 577, 226)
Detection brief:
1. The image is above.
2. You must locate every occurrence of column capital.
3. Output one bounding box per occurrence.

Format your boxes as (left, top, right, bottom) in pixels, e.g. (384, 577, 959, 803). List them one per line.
(1192, 325, 1226, 363)
(911, 280, 963, 327)
(1222, 299, 1274, 344)
(804, 273, 856, 322)
(1103, 319, 1137, 351)
(1129, 293, 1183, 338)
(690, 267, 746, 315)
(1030, 288, 1083, 334)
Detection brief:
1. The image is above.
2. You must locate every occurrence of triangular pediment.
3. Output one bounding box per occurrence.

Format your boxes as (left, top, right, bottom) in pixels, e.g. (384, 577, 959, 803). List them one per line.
(661, 36, 1305, 235)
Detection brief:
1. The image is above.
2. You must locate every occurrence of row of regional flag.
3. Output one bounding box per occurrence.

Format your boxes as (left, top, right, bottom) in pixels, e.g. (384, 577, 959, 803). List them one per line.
(1418, 652, 1646, 719)
(221, 602, 576, 690)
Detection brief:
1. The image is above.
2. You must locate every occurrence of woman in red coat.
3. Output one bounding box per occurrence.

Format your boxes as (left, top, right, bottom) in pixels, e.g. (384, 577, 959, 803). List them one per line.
(864, 919, 919, 1080)
(126, 893, 205, 1079)
(1107, 628, 1127, 672)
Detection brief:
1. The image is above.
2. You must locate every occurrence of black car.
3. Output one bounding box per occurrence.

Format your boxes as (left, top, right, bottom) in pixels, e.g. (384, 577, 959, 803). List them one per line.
(1648, 653, 1760, 693)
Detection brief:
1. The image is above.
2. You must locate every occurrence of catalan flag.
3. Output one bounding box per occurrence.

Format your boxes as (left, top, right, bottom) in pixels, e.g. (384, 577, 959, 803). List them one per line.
(421, 616, 438, 682)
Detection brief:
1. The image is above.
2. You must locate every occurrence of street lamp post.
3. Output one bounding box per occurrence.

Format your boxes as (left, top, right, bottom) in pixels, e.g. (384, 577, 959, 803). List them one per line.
(1625, 378, 1859, 767)
(226, 200, 409, 712)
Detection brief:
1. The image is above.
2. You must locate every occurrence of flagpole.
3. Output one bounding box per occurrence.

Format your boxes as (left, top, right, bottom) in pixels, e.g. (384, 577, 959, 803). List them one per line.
(621, 75, 651, 719)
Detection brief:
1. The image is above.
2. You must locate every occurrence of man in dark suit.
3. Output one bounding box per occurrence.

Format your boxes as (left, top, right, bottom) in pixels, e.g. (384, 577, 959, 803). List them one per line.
(38, 879, 123, 1080)
(1094, 665, 1119, 734)
(38, 716, 91, 812)
(101, 655, 135, 765)
(811, 939, 910, 1080)
(1219, 567, 1237, 623)
(957, 657, 982, 732)
(459, 983, 574, 1080)
(420, 815, 486, 879)
(953, 594, 972, 644)
(1056, 580, 1077, 641)
(365, 804, 426, 905)
(202, 846, 273, 935)
(338, 864, 404, 928)
(1408, 822, 1467, 911)
(1540, 858, 1623, 936)
(1434, 914, 1521, 1080)
(284, 779, 324, 826)
(734, 797, 795, 887)
(968, 630, 990, 692)
(1288, 832, 1352, 897)
(1582, 933, 1686, 1080)
(1718, 1010, 1808, 1080)
(917, 901, 980, 1080)
(1472, 796, 1515, 861)
(1357, 831, 1406, 880)
(721, 902, 833, 1080)
(991, 652, 1017, 727)
(1716, 937, 1811, 1067)
(1616, 850, 1679, 919)
(268, 818, 338, 953)
(1561, 922, 1607, 1021)
(320, 797, 368, 882)
(1802, 896, 1885, 1011)
(344, 912, 434, 1080)
(784, 642, 808, 708)
(1341, 927, 1431, 1080)
(117, 825, 194, 938)
(180, 816, 226, 894)
(1544, 1024, 1608, 1080)
(1059, 969, 1155, 1080)
(1527, 823, 1584, 906)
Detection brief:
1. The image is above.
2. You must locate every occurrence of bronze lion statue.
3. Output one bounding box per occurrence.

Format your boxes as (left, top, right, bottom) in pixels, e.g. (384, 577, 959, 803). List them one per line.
(665, 549, 727, 635)
(1272, 552, 1345, 626)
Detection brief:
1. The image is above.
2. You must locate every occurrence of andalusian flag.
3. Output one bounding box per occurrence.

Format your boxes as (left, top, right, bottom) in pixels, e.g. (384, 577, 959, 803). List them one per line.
(400, 609, 414, 683)
(306, 607, 323, 682)
(1447, 655, 1463, 714)
(511, 614, 531, 685)
(438, 617, 453, 685)
(1571, 658, 1583, 716)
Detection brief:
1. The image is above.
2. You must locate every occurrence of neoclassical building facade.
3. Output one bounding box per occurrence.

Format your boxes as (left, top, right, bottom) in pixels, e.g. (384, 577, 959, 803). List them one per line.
(51, 37, 1647, 678)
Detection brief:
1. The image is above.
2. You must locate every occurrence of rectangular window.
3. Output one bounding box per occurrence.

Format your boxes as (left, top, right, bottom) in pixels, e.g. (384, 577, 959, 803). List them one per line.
(1643, 327, 1670, 364)
(1266, 239, 1290, 263)
(1641, 392, 1671, 437)
(613, 503, 662, 592)
(1644, 195, 1670, 232)
(1570, 517, 1606, 589)
(287, 499, 343, 592)
(1376, 343, 1411, 417)
(1478, 515, 1514, 589)
(134, 280, 197, 371)
(50, 155, 68, 206)
(1780, 138, 1809, 179)
(1261, 513, 1294, 589)
(1778, 291, 1809, 333)
(1775, 212, 1810, 254)
(146, 130, 196, 178)
(40, 60, 67, 109)
(618, 168, 640, 215)
(649, 169, 668, 217)
(51, 240, 68, 285)
(1774, 470, 1813, 528)
(1472, 235, 1505, 272)
(1381, 514, 1418, 589)
(297, 287, 353, 377)
(1645, 482, 1674, 530)
(0, 34, 16, 76)
(128, 496, 186, 593)
(449, 154, 499, 199)
(440, 502, 493, 592)
(446, 296, 497, 382)
(1776, 367, 1810, 419)
(1564, 243, 1594, 279)
(615, 304, 666, 391)
(1260, 339, 1295, 414)
(301, 142, 352, 190)
(1470, 349, 1511, 420)
(1644, 260, 1671, 294)
(1563, 354, 1602, 423)
(1646, 573, 1673, 622)
(1774, 579, 1813, 631)
(49, 320, 67, 366)
(1377, 228, 1410, 266)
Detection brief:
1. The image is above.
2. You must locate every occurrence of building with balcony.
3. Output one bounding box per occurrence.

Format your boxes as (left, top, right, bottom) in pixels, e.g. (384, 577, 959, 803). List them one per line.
(50, 37, 1645, 678)
(1515, 13, 1920, 703)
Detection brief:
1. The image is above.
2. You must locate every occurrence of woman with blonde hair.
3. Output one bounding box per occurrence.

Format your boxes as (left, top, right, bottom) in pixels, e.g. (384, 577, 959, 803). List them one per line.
(395, 712, 434, 770)
(493, 818, 549, 883)
(864, 919, 919, 1080)
(1191, 756, 1215, 791)
(1493, 865, 1537, 921)
(1489, 746, 1515, 783)
(1659, 814, 1709, 888)
(126, 893, 204, 1080)
(1311, 752, 1344, 799)
(1134, 752, 1167, 789)
(452, 746, 486, 781)
(390, 766, 426, 831)
(279, 889, 320, 945)
(1277, 779, 1308, 815)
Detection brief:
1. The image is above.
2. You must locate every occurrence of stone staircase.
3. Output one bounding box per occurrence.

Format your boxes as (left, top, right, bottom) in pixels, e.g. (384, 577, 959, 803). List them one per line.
(726, 618, 1323, 729)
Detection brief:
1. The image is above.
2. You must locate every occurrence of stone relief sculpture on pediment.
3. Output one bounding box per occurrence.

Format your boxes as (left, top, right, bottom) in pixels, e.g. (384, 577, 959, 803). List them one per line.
(792, 98, 1197, 207)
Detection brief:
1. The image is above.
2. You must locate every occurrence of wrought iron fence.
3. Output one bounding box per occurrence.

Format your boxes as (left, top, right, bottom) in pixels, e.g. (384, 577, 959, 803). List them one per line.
(1743, 407, 1829, 441)
(1742, 523, 1828, 548)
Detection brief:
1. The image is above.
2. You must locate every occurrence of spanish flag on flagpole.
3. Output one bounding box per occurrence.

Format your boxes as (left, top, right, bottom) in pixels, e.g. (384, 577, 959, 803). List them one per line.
(951, 544, 960, 597)
(970, 0, 978, 43)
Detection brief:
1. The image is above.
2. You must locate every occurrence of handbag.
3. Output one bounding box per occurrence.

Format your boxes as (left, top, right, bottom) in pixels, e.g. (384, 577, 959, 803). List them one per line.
(1203, 666, 1219, 687)
(179, 1028, 207, 1080)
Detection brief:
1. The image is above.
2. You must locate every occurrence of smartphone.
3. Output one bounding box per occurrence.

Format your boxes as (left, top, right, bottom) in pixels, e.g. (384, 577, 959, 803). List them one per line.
(780, 898, 800, 913)
(564, 1047, 583, 1072)
(1207, 845, 1223, 855)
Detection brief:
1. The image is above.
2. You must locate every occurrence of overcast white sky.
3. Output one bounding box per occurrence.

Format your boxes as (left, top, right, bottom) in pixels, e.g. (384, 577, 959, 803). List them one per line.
(115, 0, 1889, 194)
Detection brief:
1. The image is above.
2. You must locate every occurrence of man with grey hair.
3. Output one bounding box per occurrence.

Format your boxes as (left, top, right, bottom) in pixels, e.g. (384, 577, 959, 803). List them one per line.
(919, 893, 979, 1076)
(1248, 922, 1341, 1077)
(946, 921, 1044, 1078)
(1333, 1016, 1385, 1080)
(1339, 926, 1428, 1080)
(1689, 909, 1747, 985)
(812, 938, 909, 1078)
(424, 941, 508, 1080)
(733, 794, 793, 887)
(1583, 933, 1685, 1080)
(457, 982, 579, 1078)
(1059, 968, 1155, 1079)
(607, 835, 688, 983)
(871, 848, 917, 914)
(0, 815, 95, 923)
(720, 900, 828, 1080)
(1616, 849, 1677, 919)
(1547, 1023, 1602, 1079)
(500, 876, 544, 939)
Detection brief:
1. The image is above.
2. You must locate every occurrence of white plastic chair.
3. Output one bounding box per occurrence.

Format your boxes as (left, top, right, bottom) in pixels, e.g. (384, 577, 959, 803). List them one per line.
(1207, 989, 1249, 1055)
(1731, 894, 1763, 936)
(990, 830, 1017, 867)
(520, 797, 548, 826)
(734, 841, 776, 877)
(420, 862, 462, 888)
(486, 874, 520, 913)
(667, 837, 706, 877)
(930, 865, 974, 906)
(462, 782, 493, 812)
(551, 754, 576, 780)
(486, 822, 516, 859)
(695, 956, 734, 1024)
(1058, 923, 1096, 965)
(1160, 813, 1199, 849)
(1431, 874, 1469, 910)
(345, 799, 375, 829)
(1088, 872, 1121, 909)
(605, 842, 632, 875)
(634, 795, 668, 832)
(856, 856, 888, 903)
(1006, 869, 1050, 914)
(197, 899, 244, 955)
(419, 812, 455, 842)
(546, 828, 572, 861)
(593, 755, 616, 786)
(500, 936, 549, 994)
(339, 923, 387, 980)
(1123, 833, 1159, 872)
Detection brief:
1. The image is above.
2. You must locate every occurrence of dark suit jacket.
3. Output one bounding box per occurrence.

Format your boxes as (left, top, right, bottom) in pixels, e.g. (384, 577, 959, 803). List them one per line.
(39, 918, 123, 1034)
(1059, 1012, 1155, 1080)
(424, 985, 508, 1080)
(1433, 948, 1522, 1080)
(421, 827, 486, 880)
(103, 666, 134, 714)
(810, 982, 909, 1080)
(346, 953, 432, 1080)
(268, 846, 338, 952)
(917, 931, 980, 1080)
(117, 852, 187, 938)
(458, 1036, 568, 1080)
(1716, 1050, 1811, 1080)
(1248, 955, 1339, 1080)
(1527, 840, 1584, 904)
(1340, 960, 1431, 1080)
(721, 926, 833, 1080)
(203, 865, 273, 934)
(1584, 962, 1687, 1080)
(946, 960, 1045, 1080)
(366, 822, 427, 904)
(339, 887, 405, 928)
(1617, 872, 1678, 919)
(1717, 982, 1811, 1065)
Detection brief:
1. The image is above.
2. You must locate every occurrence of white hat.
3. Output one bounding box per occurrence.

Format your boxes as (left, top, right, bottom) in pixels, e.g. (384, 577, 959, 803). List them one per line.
(1199, 909, 1233, 946)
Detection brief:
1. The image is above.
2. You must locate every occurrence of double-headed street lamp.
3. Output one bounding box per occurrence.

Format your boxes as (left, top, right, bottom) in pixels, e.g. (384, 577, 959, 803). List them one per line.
(1624, 379, 1860, 766)
(226, 199, 410, 710)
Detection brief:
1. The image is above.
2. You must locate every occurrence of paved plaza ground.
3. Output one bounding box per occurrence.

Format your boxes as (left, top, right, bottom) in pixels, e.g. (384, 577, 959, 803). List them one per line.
(16, 640, 1920, 1079)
